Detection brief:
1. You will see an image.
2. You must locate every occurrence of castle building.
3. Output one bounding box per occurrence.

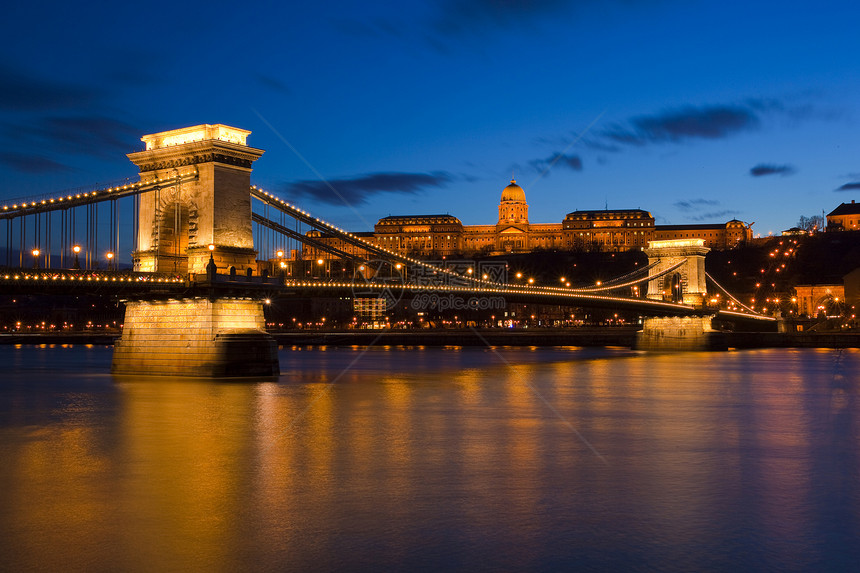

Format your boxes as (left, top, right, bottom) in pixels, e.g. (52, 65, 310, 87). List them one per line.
(297, 179, 752, 261)
(654, 220, 751, 249)
(375, 214, 464, 257)
(562, 208, 654, 251)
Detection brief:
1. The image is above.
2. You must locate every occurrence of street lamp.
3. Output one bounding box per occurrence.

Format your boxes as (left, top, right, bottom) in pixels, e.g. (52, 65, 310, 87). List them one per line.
(276, 250, 285, 276)
(106, 252, 114, 271)
(72, 245, 81, 270)
(206, 244, 217, 277)
(32, 248, 40, 269)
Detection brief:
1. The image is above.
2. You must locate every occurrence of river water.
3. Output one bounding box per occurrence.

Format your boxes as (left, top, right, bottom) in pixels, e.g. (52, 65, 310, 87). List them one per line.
(1, 344, 858, 572)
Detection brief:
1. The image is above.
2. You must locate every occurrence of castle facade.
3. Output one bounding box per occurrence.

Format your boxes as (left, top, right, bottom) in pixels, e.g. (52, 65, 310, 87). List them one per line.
(302, 179, 752, 261)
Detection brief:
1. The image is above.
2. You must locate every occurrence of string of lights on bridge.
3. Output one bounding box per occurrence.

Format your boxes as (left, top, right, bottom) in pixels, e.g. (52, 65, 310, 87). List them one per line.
(0, 170, 199, 217)
(0, 269, 697, 313)
(0, 272, 184, 283)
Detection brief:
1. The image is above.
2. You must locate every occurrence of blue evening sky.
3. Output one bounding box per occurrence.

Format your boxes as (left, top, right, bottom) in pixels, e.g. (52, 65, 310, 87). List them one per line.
(1, 0, 857, 237)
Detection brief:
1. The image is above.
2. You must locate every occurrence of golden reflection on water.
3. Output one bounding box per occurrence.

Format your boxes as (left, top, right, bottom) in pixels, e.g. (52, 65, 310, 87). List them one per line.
(1, 347, 858, 571)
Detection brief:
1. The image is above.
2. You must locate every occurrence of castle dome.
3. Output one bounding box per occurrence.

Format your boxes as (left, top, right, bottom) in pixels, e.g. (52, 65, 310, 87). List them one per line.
(500, 179, 526, 202)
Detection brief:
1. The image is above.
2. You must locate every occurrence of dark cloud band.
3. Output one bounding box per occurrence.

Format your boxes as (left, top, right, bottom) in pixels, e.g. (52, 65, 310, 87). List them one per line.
(749, 164, 795, 177)
(285, 171, 452, 205)
(603, 105, 759, 145)
(836, 182, 860, 191)
(529, 152, 583, 173)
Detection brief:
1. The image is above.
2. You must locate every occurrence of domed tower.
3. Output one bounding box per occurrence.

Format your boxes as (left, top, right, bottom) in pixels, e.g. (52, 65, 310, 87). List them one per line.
(498, 179, 529, 224)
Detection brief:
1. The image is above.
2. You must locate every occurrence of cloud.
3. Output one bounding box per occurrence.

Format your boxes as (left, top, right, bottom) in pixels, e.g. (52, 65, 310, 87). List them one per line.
(673, 199, 739, 221)
(674, 199, 719, 212)
(573, 96, 828, 156)
(691, 210, 740, 221)
(582, 138, 623, 153)
(0, 62, 100, 111)
(0, 151, 72, 174)
(257, 74, 291, 95)
(41, 116, 139, 154)
(529, 152, 583, 173)
(3, 115, 140, 159)
(284, 171, 453, 205)
(602, 105, 760, 145)
(749, 164, 795, 177)
(836, 182, 860, 191)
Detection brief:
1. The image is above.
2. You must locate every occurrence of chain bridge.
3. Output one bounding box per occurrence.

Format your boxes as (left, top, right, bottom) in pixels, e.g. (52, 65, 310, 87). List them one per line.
(0, 124, 774, 376)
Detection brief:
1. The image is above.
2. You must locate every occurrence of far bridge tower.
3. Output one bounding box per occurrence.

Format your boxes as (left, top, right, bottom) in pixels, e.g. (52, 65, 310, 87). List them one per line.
(637, 239, 726, 351)
(643, 239, 709, 306)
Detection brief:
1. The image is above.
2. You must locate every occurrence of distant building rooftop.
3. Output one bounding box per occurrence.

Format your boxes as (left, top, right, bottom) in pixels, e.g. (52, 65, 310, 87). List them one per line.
(657, 223, 726, 231)
(564, 208, 652, 219)
(377, 215, 462, 225)
(828, 200, 860, 217)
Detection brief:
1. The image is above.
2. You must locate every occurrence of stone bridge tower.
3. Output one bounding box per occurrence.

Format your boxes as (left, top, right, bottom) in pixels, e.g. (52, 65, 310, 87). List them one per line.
(127, 124, 264, 274)
(113, 125, 278, 378)
(643, 239, 709, 306)
(637, 239, 726, 351)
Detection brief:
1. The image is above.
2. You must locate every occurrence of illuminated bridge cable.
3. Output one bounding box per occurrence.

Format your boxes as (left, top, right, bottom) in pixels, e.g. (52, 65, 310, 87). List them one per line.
(252, 213, 370, 263)
(250, 186, 489, 289)
(0, 171, 199, 220)
(705, 272, 760, 315)
(250, 185, 696, 297)
(250, 188, 426, 264)
(558, 260, 685, 294)
(581, 260, 660, 288)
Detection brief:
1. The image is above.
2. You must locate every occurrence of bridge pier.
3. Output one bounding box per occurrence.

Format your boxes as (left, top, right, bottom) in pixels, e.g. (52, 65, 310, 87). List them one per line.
(112, 297, 279, 377)
(634, 315, 727, 351)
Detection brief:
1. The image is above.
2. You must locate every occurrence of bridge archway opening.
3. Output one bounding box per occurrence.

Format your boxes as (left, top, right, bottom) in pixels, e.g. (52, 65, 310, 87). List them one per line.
(664, 272, 683, 303)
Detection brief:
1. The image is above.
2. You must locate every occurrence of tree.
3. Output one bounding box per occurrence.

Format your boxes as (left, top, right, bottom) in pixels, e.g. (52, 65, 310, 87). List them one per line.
(797, 215, 824, 232)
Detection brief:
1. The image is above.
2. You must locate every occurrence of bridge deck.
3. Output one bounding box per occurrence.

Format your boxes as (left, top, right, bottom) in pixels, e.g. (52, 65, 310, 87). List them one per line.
(0, 267, 774, 322)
